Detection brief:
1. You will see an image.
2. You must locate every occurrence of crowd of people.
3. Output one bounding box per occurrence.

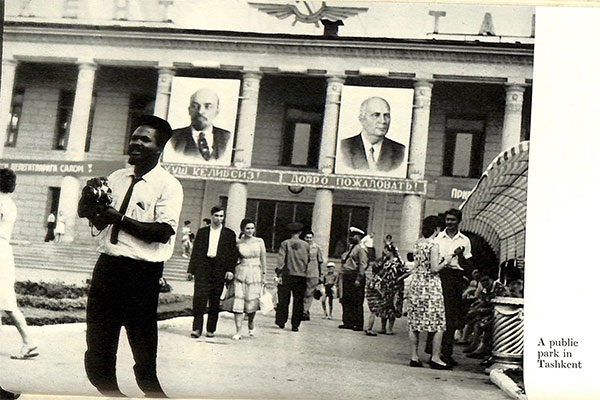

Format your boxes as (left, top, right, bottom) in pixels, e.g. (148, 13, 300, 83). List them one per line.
(0, 114, 523, 398)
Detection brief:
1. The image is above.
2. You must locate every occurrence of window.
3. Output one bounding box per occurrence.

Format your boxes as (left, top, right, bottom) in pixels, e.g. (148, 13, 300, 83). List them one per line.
(54, 90, 75, 150)
(5, 88, 24, 147)
(280, 106, 322, 168)
(47, 187, 61, 219)
(443, 117, 486, 178)
(125, 93, 155, 153)
(231, 197, 369, 256)
(84, 93, 97, 152)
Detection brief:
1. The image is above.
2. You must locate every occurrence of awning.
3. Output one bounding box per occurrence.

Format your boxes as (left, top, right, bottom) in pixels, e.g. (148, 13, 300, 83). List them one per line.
(460, 141, 529, 265)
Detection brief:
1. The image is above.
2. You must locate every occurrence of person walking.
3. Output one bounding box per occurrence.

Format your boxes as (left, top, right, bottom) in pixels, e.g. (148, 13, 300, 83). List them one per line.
(221, 218, 267, 340)
(78, 115, 183, 398)
(274, 222, 310, 332)
(44, 212, 56, 242)
(0, 168, 39, 360)
(186, 206, 238, 338)
(180, 220, 193, 258)
(407, 216, 450, 370)
(338, 227, 368, 332)
(54, 210, 65, 243)
(301, 230, 324, 321)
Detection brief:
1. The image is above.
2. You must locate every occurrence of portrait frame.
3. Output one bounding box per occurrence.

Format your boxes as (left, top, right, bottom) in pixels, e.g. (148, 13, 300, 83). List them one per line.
(334, 85, 414, 178)
(162, 77, 241, 166)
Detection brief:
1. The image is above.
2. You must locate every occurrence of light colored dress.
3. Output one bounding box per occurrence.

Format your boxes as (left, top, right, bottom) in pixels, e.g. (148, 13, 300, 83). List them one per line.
(0, 193, 18, 312)
(407, 238, 446, 332)
(222, 238, 265, 314)
(54, 214, 66, 235)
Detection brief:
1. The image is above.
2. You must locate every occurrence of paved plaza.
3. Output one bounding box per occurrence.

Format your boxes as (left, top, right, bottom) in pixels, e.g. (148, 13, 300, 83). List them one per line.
(0, 268, 509, 400)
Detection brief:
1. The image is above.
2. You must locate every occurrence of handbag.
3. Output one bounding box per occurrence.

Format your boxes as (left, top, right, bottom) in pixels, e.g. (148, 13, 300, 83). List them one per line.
(259, 288, 274, 315)
(220, 282, 236, 312)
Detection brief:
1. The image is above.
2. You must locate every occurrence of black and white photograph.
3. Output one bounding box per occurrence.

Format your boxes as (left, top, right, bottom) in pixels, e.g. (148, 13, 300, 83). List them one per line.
(162, 77, 240, 166)
(2, 1, 599, 399)
(334, 86, 413, 178)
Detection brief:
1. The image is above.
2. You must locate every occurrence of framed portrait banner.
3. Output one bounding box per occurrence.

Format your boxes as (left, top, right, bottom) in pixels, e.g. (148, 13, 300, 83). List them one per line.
(162, 77, 241, 166)
(334, 85, 414, 178)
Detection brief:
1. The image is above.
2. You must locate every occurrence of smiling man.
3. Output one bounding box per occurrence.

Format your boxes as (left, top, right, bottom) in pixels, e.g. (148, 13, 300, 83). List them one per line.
(340, 96, 406, 172)
(169, 88, 232, 163)
(79, 115, 183, 398)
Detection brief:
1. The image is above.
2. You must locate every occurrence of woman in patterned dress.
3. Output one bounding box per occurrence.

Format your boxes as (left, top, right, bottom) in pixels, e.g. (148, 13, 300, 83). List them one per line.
(406, 216, 450, 369)
(222, 218, 267, 340)
(0, 168, 38, 359)
(378, 250, 407, 335)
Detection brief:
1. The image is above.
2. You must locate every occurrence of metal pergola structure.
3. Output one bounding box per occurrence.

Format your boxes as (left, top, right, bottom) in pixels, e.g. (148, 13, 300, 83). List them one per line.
(460, 141, 529, 268)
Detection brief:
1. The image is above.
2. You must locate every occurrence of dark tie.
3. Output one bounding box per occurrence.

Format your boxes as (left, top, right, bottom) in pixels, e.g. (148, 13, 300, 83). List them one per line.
(368, 146, 376, 165)
(110, 176, 142, 244)
(198, 132, 211, 160)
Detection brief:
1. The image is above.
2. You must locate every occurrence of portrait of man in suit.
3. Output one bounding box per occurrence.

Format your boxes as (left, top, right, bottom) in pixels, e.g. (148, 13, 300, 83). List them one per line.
(339, 96, 406, 173)
(167, 88, 232, 164)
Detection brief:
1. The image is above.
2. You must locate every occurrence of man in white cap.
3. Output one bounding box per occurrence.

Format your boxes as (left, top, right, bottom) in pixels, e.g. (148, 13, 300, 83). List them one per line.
(338, 227, 368, 331)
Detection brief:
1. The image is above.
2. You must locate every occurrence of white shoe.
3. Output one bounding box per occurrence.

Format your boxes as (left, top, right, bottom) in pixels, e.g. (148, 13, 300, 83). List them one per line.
(248, 329, 255, 337)
(232, 334, 241, 340)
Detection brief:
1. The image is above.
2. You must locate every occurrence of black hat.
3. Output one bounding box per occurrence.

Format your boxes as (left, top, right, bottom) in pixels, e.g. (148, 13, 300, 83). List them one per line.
(137, 115, 173, 147)
(286, 221, 304, 232)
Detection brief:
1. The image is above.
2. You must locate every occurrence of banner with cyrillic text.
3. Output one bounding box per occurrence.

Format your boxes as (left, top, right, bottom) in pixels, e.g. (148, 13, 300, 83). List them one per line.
(162, 164, 426, 194)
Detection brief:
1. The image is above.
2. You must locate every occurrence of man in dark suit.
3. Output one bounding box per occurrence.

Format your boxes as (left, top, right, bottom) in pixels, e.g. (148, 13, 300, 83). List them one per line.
(186, 206, 238, 338)
(340, 96, 406, 172)
(169, 88, 232, 162)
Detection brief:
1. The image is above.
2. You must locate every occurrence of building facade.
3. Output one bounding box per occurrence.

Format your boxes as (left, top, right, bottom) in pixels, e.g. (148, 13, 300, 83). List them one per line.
(0, 1, 533, 259)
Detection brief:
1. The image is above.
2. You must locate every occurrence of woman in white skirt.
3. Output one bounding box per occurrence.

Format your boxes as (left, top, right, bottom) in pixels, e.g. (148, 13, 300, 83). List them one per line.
(0, 168, 38, 359)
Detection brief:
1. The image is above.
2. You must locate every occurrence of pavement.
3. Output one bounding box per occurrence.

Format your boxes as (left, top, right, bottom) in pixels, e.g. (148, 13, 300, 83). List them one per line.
(0, 267, 510, 400)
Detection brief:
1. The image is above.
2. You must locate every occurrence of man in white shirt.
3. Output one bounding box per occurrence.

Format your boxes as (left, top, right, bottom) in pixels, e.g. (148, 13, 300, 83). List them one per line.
(167, 88, 232, 164)
(186, 206, 238, 338)
(433, 208, 474, 367)
(79, 115, 183, 398)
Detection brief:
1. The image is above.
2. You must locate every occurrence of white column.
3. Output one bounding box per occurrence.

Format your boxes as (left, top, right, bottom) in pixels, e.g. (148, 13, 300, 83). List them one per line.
(226, 71, 262, 234)
(399, 79, 433, 254)
(311, 75, 344, 257)
(153, 65, 175, 119)
(57, 176, 81, 243)
(65, 61, 97, 161)
(501, 83, 526, 152)
(0, 59, 18, 158)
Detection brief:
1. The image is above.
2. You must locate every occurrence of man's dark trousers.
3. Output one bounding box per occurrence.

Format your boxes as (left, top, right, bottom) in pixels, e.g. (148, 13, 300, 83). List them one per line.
(85, 254, 166, 398)
(341, 271, 365, 330)
(192, 258, 224, 334)
(275, 275, 306, 329)
(426, 269, 465, 359)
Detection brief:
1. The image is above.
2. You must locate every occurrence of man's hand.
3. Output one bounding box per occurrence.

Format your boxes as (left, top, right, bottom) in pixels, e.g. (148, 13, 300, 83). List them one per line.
(99, 206, 122, 225)
(225, 272, 234, 281)
(186, 273, 194, 281)
(453, 246, 465, 258)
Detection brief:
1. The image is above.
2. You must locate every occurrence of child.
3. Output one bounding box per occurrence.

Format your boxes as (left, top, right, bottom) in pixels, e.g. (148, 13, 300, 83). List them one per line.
(321, 262, 337, 319)
(181, 220, 193, 258)
(364, 262, 385, 336)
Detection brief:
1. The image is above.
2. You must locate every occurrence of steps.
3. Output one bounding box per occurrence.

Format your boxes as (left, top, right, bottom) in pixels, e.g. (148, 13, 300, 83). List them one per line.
(11, 241, 280, 282)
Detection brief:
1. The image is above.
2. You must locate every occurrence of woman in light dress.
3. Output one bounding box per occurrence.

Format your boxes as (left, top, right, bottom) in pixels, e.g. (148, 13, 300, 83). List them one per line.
(222, 218, 267, 340)
(0, 168, 38, 359)
(54, 210, 65, 243)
